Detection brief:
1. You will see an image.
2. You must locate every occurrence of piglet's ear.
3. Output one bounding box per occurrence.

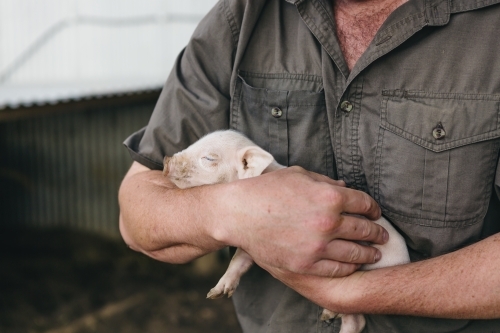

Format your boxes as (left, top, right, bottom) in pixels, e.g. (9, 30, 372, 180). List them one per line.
(236, 146, 274, 179)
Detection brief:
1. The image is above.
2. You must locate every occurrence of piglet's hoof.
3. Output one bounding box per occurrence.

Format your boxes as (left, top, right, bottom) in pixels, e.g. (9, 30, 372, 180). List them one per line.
(206, 286, 235, 299)
(320, 309, 341, 321)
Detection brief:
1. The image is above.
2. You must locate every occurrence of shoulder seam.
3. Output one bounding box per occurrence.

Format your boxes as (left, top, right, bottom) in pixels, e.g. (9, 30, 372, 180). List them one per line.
(221, 0, 240, 47)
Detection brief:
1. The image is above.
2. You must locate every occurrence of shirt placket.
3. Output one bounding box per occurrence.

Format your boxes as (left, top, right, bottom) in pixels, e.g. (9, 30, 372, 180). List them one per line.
(295, 0, 366, 188)
(267, 90, 289, 166)
(336, 78, 367, 191)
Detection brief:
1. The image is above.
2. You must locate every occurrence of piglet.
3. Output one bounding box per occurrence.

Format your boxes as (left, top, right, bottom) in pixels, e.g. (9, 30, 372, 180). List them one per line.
(163, 130, 410, 333)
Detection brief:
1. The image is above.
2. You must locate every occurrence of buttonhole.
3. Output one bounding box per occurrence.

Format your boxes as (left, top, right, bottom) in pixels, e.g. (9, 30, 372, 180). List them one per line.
(376, 35, 392, 46)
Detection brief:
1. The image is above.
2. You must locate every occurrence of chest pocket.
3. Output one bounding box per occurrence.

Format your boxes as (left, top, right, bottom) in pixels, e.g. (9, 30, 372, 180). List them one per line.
(230, 72, 334, 177)
(374, 90, 500, 227)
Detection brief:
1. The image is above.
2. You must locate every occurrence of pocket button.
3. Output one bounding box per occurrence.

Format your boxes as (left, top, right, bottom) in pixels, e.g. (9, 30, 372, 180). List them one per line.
(432, 122, 446, 140)
(340, 101, 353, 112)
(271, 107, 283, 118)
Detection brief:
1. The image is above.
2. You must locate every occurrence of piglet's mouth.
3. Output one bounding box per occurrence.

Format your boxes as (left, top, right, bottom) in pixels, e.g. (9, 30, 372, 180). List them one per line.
(163, 156, 171, 176)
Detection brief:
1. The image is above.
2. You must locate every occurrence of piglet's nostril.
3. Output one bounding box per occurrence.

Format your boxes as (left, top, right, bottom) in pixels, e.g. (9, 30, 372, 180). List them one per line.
(163, 156, 172, 176)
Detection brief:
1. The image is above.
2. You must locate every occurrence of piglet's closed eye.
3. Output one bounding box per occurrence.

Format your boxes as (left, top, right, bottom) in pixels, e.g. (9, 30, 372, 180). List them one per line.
(202, 154, 218, 162)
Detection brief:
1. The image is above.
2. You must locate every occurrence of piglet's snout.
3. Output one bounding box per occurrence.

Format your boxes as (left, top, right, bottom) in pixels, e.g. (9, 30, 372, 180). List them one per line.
(163, 156, 172, 176)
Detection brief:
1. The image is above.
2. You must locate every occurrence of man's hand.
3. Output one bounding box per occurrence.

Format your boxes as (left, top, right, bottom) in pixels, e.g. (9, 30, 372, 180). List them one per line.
(259, 233, 500, 320)
(120, 163, 387, 277)
(210, 166, 388, 278)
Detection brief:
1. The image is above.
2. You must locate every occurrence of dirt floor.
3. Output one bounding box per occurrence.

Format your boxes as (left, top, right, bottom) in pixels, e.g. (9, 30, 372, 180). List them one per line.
(0, 228, 242, 333)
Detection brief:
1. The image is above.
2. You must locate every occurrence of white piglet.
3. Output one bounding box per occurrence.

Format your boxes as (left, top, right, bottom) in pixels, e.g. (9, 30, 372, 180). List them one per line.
(163, 130, 410, 333)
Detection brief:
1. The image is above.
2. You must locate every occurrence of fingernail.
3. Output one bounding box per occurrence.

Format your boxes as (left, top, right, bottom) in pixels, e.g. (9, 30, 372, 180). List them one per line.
(383, 230, 389, 243)
(374, 251, 381, 263)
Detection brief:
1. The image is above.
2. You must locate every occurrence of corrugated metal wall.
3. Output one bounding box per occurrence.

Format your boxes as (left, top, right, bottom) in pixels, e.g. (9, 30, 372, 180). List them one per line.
(0, 97, 157, 236)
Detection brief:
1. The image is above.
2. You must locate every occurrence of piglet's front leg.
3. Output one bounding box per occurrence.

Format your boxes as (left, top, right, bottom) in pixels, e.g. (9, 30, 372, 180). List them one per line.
(207, 248, 254, 299)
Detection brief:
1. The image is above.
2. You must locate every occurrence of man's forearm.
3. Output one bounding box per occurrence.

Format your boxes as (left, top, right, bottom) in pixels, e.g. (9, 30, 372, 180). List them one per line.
(268, 233, 500, 319)
(118, 162, 227, 263)
(118, 161, 393, 277)
(348, 233, 500, 319)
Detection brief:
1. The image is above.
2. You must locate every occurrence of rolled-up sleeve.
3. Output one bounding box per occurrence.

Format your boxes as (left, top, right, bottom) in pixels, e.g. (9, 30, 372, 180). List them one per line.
(124, 0, 236, 170)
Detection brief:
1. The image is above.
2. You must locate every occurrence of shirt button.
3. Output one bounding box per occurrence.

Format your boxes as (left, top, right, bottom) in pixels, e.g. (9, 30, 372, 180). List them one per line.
(340, 101, 353, 112)
(432, 122, 446, 140)
(271, 107, 283, 118)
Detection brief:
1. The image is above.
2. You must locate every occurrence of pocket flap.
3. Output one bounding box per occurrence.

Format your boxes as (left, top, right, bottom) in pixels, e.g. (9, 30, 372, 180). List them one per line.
(381, 90, 500, 152)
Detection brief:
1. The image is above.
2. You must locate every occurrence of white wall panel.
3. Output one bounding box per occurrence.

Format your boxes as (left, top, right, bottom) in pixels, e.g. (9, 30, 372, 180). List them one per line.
(0, 0, 218, 107)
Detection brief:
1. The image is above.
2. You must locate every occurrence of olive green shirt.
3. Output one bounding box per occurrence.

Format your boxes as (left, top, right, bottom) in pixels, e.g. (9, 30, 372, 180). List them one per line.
(125, 0, 500, 331)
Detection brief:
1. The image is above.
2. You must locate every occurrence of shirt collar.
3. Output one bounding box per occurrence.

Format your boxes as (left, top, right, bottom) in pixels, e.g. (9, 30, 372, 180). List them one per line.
(282, 0, 450, 26)
(284, 0, 500, 25)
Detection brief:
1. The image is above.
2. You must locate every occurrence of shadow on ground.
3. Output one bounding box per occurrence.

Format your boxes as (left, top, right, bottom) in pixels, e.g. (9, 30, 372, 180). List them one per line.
(0, 228, 242, 333)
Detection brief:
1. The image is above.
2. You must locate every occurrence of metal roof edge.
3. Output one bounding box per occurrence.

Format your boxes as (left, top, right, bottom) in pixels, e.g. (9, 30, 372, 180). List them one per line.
(0, 88, 161, 123)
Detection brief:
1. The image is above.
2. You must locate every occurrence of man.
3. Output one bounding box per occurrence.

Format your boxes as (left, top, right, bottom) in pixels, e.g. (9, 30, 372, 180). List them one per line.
(118, 0, 500, 332)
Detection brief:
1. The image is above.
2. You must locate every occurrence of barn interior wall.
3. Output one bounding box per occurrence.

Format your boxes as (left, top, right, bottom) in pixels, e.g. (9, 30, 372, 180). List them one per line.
(0, 96, 157, 236)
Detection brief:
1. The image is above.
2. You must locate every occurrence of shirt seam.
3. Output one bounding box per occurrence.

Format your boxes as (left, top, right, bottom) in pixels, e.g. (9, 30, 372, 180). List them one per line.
(451, 0, 500, 12)
(222, 0, 240, 48)
(239, 71, 324, 83)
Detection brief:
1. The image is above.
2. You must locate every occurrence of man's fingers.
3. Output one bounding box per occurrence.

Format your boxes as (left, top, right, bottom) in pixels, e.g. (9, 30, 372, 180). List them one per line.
(335, 186, 381, 221)
(334, 214, 388, 245)
(311, 175, 346, 187)
(291, 167, 380, 220)
(308, 259, 360, 278)
(323, 239, 382, 265)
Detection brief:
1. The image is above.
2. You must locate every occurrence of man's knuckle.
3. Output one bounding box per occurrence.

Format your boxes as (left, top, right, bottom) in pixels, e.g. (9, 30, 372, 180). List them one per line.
(315, 241, 328, 255)
(289, 165, 305, 173)
(360, 220, 374, 239)
(348, 245, 361, 262)
(318, 173, 333, 183)
(366, 222, 384, 242)
(325, 187, 344, 207)
(328, 262, 342, 278)
(362, 194, 374, 213)
(309, 216, 336, 234)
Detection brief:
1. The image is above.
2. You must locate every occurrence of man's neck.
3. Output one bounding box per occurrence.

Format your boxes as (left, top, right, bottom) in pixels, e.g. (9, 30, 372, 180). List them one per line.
(334, 0, 407, 70)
